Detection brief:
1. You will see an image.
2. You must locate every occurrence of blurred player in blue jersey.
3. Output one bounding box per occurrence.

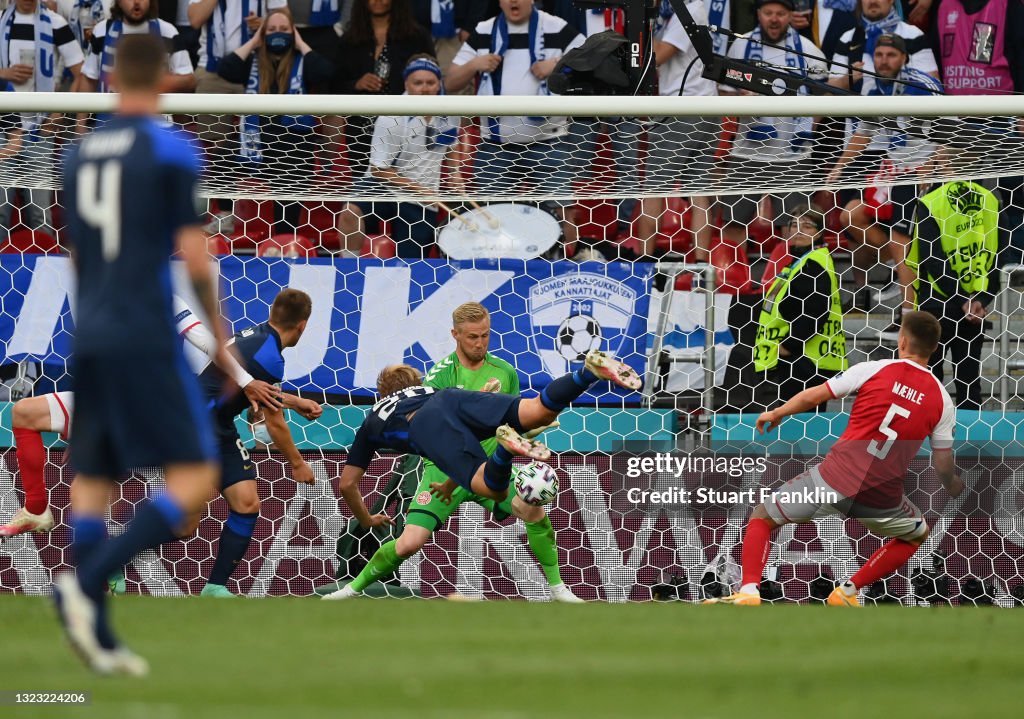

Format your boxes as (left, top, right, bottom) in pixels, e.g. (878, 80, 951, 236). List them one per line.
(54, 34, 228, 677)
(197, 289, 319, 597)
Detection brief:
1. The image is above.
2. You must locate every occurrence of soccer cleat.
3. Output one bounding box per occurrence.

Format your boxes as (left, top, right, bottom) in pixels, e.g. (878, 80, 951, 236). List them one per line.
(496, 424, 551, 462)
(53, 575, 115, 674)
(0, 507, 55, 537)
(827, 586, 861, 607)
(584, 350, 643, 391)
(703, 591, 761, 606)
(321, 584, 359, 601)
(550, 583, 584, 603)
(200, 583, 235, 598)
(107, 646, 150, 678)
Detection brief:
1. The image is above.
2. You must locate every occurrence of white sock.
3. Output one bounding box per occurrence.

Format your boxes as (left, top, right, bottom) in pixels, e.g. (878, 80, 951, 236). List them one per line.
(739, 582, 760, 596)
(840, 580, 857, 596)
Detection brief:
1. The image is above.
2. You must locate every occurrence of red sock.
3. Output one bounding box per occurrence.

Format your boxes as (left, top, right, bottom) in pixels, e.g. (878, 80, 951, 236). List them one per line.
(850, 539, 919, 589)
(741, 518, 774, 588)
(14, 428, 47, 515)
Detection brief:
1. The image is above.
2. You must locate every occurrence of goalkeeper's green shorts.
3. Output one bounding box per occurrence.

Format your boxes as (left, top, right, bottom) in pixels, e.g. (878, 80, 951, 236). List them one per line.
(406, 462, 514, 531)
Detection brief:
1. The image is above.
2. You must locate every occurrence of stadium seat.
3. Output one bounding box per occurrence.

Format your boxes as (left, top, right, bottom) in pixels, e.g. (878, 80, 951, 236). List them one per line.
(759, 241, 795, 290)
(300, 202, 343, 252)
(673, 235, 751, 294)
(258, 233, 316, 258)
(574, 200, 619, 241)
(1, 229, 61, 254)
(207, 234, 231, 256)
(361, 234, 395, 258)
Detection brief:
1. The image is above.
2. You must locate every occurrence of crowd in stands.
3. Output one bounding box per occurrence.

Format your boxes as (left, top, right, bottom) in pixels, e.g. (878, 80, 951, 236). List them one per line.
(0, 0, 1020, 407)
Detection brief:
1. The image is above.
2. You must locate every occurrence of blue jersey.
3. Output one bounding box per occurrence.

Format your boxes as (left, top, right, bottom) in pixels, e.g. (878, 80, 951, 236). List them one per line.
(199, 322, 286, 437)
(63, 115, 203, 358)
(346, 386, 438, 468)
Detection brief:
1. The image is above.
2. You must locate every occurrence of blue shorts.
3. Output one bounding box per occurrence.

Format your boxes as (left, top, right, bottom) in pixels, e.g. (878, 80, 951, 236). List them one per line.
(70, 352, 215, 478)
(217, 427, 256, 491)
(408, 389, 522, 490)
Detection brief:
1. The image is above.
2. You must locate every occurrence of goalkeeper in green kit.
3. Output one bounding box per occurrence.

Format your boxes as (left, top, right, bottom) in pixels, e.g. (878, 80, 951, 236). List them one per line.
(331, 302, 583, 602)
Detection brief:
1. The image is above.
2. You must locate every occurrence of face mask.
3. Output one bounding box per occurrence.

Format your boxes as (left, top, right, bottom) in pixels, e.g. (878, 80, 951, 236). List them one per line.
(253, 422, 273, 445)
(266, 32, 294, 54)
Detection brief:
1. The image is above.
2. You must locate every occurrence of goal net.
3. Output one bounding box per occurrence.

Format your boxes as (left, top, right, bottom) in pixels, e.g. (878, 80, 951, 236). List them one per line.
(1, 93, 1023, 606)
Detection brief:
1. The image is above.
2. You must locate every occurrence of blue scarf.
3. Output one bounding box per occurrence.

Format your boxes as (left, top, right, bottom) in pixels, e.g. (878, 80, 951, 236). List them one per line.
(706, 0, 730, 56)
(654, 0, 674, 36)
(240, 54, 311, 163)
(0, 5, 55, 93)
(862, 8, 902, 57)
(205, 0, 258, 72)
(309, 0, 340, 28)
(69, 0, 104, 51)
(100, 19, 162, 93)
(822, 0, 856, 11)
(743, 27, 814, 151)
(431, 0, 455, 39)
(480, 8, 545, 143)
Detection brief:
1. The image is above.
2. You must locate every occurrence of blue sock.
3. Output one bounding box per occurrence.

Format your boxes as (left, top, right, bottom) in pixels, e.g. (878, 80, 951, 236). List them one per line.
(207, 511, 257, 586)
(77, 495, 183, 602)
(483, 445, 514, 492)
(71, 515, 107, 568)
(540, 368, 598, 411)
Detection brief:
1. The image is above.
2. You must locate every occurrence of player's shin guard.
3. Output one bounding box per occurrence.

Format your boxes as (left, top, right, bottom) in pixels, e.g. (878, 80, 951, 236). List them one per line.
(14, 428, 47, 515)
(539, 369, 598, 411)
(849, 538, 920, 590)
(483, 445, 514, 492)
(77, 495, 183, 601)
(207, 511, 258, 587)
(349, 540, 402, 592)
(740, 518, 774, 593)
(525, 515, 563, 586)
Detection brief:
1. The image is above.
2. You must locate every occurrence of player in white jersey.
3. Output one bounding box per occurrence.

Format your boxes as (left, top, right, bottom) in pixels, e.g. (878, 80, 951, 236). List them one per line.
(0, 296, 283, 537)
(708, 312, 964, 606)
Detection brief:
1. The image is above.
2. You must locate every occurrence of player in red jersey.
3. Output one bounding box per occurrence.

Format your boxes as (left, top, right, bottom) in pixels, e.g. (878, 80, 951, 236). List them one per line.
(709, 311, 964, 606)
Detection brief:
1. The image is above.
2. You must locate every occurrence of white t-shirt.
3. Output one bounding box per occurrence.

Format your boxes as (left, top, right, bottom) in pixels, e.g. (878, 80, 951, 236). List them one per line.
(366, 114, 460, 193)
(724, 30, 828, 163)
(657, 8, 715, 97)
(453, 10, 584, 144)
(83, 18, 194, 86)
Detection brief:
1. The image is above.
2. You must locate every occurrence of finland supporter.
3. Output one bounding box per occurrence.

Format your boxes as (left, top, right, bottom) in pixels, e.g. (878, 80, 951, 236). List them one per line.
(337, 54, 459, 258)
(716, 0, 828, 248)
(284, 0, 344, 82)
(930, 0, 1024, 96)
(827, 33, 943, 324)
(754, 204, 848, 405)
(334, 0, 434, 178)
(794, 0, 855, 59)
(446, 0, 584, 253)
(54, 0, 111, 57)
(410, 0, 495, 73)
(78, 0, 197, 93)
(827, 0, 938, 94)
(218, 7, 334, 235)
(637, 1, 718, 261)
(0, 0, 83, 236)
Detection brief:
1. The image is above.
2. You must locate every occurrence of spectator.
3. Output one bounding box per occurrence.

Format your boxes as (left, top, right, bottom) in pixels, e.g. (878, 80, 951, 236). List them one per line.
(636, 1, 718, 261)
(410, 0, 495, 72)
(446, 0, 584, 253)
(78, 0, 197, 93)
(55, 0, 110, 57)
(334, 0, 434, 178)
(827, 33, 943, 323)
(337, 54, 460, 258)
(717, 0, 829, 249)
(828, 0, 938, 94)
(218, 7, 334, 235)
(285, 0, 344, 82)
(754, 204, 848, 404)
(0, 0, 83, 237)
(800, 0, 855, 60)
(930, 0, 1024, 96)
(161, 0, 200, 68)
(907, 180, 1005, 409)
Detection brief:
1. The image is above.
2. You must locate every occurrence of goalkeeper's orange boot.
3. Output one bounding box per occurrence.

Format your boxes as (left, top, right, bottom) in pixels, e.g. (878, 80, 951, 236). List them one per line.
(704, 591, 761, 606)
(827, 585, 861, 607)
(584, 350, 643, 391)
(496, 424, 550, 462)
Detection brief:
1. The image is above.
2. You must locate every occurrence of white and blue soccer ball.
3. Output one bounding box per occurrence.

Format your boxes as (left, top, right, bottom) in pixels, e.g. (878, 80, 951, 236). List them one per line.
(513, 462, 559, 506)
(557, 314, 601, 362)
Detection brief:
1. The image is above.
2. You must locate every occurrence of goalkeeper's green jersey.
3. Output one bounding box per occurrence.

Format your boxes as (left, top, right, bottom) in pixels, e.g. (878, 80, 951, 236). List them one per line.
(422, 352, 520, 458)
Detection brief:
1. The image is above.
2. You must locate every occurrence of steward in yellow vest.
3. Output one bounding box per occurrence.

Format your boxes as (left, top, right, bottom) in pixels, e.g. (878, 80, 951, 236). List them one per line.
(754, 204, 848, 405)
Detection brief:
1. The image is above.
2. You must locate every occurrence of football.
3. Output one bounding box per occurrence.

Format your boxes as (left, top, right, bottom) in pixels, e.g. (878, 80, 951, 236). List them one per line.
(557, 314, 602, 362)
(513, 461, 559, 506)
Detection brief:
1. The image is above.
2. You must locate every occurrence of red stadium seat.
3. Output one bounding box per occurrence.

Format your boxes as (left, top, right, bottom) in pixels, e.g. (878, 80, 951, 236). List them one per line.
(258, 233, 316, 258)
(759, 241, 794, 291)
(673, 235, 751, 295)
(361, 234, 395, 258)
(207, 234, 231, 256)
(573, 200, 618, 241)
(1, 229, 60, 254)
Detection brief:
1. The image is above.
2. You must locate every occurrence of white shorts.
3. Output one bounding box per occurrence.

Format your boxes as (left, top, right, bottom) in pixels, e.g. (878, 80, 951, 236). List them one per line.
(764, 466, 927, 541)
(45, 391, 73, 439)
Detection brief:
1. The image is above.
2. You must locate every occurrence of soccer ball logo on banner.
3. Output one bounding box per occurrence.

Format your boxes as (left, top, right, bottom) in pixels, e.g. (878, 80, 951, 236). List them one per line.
(528, 272, 638, 375)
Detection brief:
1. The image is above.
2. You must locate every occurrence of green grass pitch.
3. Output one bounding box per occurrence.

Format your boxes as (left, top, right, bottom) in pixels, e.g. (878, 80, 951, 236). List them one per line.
(2, 594, 1021, 719)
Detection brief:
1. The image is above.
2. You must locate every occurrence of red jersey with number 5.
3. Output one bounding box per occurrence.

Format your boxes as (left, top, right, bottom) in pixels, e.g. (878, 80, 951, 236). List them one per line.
(818, 359, 955, 508)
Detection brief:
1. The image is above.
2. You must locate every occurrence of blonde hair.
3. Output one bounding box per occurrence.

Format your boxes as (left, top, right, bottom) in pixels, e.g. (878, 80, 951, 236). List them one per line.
(376, 364, 422, 398)
(258, 8, 297, 95)
(452, 302, 489, 328)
